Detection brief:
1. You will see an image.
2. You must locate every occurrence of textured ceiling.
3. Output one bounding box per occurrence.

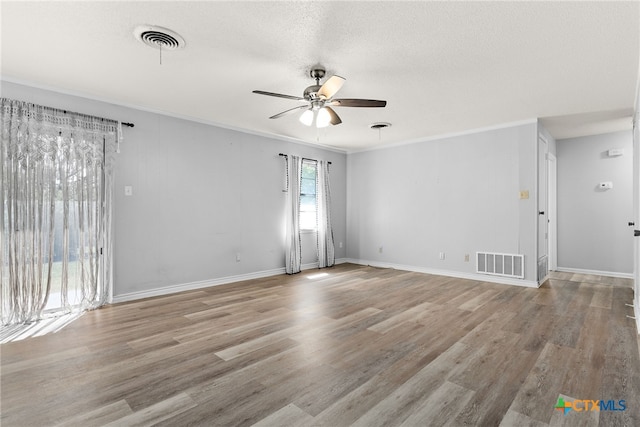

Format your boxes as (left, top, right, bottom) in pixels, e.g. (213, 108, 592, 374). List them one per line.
(1, 1, 638, 151)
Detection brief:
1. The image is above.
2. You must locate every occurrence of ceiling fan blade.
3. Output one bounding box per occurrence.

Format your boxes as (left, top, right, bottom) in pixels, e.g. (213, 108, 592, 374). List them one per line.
(318, 75, 345, 99)
(252, 90, 305, 101)
(324, 107, 342, 125)
(331, 98, 387, 108)
(269, 105, 309, 119)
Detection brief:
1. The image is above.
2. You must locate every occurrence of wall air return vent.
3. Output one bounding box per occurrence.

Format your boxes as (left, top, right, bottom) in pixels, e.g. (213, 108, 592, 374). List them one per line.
(476, 252, 524, 279)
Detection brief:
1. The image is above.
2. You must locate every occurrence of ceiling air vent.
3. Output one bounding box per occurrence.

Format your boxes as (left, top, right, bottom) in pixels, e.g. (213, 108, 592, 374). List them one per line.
(370, 122, 391, 130)
(134, 25, 185, 50)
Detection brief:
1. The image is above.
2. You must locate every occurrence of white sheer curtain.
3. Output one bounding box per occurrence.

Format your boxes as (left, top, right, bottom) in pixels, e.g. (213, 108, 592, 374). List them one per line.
(284, 155, 302, 274)
(1, 99, 118, 325)
(317, 160, 335, 268)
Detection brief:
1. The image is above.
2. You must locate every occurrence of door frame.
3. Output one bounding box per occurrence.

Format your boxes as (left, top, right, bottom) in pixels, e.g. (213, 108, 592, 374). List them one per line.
(633, 110, 640, 332)
(537, 135, 549, 283)
(547, 152, 558, 271)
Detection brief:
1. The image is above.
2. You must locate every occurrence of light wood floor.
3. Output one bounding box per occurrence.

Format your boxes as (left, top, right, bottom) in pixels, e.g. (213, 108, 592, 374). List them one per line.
(1, 264, 638, 426)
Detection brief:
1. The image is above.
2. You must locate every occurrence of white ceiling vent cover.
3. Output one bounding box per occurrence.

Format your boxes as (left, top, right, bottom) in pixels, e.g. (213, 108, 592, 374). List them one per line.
(134, 25, 185, 50)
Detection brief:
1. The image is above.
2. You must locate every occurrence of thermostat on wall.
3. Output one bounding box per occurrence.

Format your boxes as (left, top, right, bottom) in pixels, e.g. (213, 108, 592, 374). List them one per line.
(599, 181, 613, 189)
(607, 149, 624, 157)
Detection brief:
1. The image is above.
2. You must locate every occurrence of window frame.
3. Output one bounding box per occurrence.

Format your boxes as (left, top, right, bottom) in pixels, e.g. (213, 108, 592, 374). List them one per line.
(299, 159, 318, 232)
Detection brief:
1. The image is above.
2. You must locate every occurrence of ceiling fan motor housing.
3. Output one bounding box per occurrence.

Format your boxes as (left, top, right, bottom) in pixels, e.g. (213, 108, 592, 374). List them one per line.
(304, 85, 323, 101)
(304, 68, 327, 100)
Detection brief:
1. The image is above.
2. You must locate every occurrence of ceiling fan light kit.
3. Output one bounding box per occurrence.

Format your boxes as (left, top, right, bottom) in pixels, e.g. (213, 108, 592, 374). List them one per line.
(299, 109, 314, 126)
(316, 108, 331, 128)
(253, 66, 387, 128)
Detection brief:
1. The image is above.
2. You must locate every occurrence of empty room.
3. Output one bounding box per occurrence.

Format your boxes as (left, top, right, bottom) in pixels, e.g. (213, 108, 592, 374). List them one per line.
(2, 1, 640, 426)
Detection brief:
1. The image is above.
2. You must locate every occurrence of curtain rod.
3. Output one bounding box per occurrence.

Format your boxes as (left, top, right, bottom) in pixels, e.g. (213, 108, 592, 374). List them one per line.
(58, 109, 134, 128)
(2, 100, 135, 127)
(279, 153, 331, 165)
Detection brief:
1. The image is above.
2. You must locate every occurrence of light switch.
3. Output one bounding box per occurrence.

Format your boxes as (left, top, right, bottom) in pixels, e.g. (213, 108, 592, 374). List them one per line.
(124, 186, 133, 196)
(519, 190, 529, 199)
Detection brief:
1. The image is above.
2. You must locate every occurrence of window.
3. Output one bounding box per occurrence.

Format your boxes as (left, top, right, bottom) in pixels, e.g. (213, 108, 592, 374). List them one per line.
(300, 160, 317, 230)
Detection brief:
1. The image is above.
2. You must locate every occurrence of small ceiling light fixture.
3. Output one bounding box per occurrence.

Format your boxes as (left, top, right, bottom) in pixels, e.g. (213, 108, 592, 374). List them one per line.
(316, 108, 331, 128)
(299, 109, 314, 126)
(134, 25, 185, 64)
(299, 106, 334, 128)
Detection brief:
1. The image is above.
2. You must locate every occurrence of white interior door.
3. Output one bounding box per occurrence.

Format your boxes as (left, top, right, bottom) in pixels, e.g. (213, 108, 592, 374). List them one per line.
(537, 136, 549, 282)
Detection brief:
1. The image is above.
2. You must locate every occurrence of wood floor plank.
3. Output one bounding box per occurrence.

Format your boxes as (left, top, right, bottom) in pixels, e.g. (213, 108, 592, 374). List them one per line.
(311, 374, 396, 426)
(449, 328, 526, 391)
(374, 324, 468, 387)
(590, 285, 613, 309)
(367, 300, 433, 334)
(457, 287, 501, 311)
(561, 307, 609, 398)
(351, 341, 472, 427)
(158, 379, 268, 426)
(214, 325, 304, 361)
(251, 403, 314, 427)
(499, 409, 548, 427)
(1, 266, 638, 426)
(596, 286, 640, 426)
(104, 393, 197, 427)
(508, 342, 575, 424)
(291, 366, 372, 417)
(459, 308, 519, 348)
(398, 380, 475, 426)
(1, 345, 92, 376)
(53, 399, 134, 427)
(452, 345, 541, 426)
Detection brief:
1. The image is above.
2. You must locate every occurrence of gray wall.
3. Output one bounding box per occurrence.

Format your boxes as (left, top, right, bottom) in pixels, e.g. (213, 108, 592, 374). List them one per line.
(2, 81, 347, 297)
(557, 131, 634, 274)
(346, 122, 539, 283)
(11, 78, 631, 294)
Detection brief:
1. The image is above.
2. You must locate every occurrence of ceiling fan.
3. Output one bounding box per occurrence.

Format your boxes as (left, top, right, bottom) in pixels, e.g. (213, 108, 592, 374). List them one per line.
(252, 67, 386, 128)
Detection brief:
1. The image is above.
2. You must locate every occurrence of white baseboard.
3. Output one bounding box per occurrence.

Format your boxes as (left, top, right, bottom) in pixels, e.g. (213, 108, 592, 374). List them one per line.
(112, 268, 285, 303)
(635, 302, 640, 335)
(555, 267, 634, 279)
(112, 258, 350, 304)
(343, 258, 540, 288)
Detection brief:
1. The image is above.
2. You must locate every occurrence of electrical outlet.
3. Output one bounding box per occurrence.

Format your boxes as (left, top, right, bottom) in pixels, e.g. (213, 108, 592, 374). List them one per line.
(439, 252, 445, 260)
(235, 253, 241, 262)
(339, 242, 343, 248)
(464, 254, 470, 262)
(124, 186, 133, 196)
(379, 246, 383, 254)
